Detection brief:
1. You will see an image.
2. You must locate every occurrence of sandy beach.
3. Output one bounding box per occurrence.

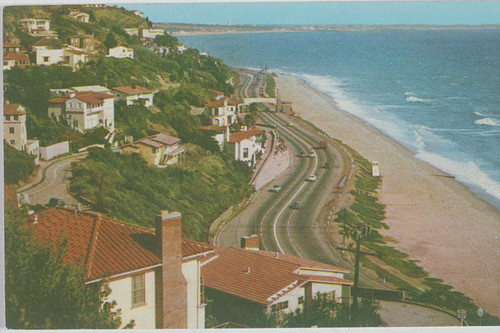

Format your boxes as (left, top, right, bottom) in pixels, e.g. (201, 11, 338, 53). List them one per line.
(276, 74, 500, 316)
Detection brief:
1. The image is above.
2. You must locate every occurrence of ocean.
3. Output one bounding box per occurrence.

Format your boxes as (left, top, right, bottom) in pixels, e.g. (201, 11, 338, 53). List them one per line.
(179, 29, 500, 209)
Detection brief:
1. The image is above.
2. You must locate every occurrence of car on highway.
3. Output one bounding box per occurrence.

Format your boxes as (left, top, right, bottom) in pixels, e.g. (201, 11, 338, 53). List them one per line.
(290, 201, 302, 209)
(306, 175, 317, 182)
(299, 151, 308, 157)
(307, 151, 315, 158)
(287, 122, 294, 127)
(271, 185, 282, 193)
(48, 197, 69, 207)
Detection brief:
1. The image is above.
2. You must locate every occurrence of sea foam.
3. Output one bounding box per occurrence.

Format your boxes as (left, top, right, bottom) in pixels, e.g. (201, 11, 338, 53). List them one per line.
(475, 118, 500, 127)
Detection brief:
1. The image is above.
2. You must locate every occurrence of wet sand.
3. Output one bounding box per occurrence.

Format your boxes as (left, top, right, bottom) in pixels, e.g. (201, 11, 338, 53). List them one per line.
(276, 74, 500, 316)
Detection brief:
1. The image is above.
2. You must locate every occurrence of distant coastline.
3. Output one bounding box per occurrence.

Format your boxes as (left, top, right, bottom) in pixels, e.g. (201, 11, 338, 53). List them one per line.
(156, 23, 500, 36)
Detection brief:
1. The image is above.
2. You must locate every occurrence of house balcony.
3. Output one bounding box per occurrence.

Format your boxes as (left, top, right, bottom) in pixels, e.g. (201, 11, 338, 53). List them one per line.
(158, 146, 185, 168)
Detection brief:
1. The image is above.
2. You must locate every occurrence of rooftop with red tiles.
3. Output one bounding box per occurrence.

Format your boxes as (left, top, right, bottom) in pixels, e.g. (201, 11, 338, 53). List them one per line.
(3, 103, 26, 115)
(112, 85, 153, 95)
(27, 207, 214, 282)
(228, 129, 264, 143)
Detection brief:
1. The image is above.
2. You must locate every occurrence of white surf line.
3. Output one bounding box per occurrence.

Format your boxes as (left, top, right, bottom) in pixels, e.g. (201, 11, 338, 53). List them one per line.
(26, 160, 73, 196)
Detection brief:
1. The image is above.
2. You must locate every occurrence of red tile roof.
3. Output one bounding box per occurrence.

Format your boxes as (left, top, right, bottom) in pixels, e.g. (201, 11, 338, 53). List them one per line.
(202, 247, 304, 304)
(48, 92, 113, 105)
(3, 43, 22, 47)
(208, 89, 224, 96)
(3, 103, 26, 115)
(27, 207, 213, 282)
(65, 49, 88, 55)
(137, 138, 163, 148)
(200, 125, 225, 132)
(135, 133, 180, 148)
(228, 129, 264, 143)
(201, 247, 353, 305)
(112, 85, 153, 95)
(3, 53, 29, 61)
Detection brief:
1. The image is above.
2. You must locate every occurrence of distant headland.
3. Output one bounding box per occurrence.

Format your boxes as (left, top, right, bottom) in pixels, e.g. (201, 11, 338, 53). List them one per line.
(155, 23, 500, 36)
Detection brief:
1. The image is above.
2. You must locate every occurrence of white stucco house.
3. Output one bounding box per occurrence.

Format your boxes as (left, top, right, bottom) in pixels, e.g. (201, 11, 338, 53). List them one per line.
(48, 91, 114, 131)
(108, 46, 134, 59)
(3, 103, 40, 163)
(18, 18, 57, 37)
(141, 28, 164, 39)
(226, 129, 265, 167)
(124, 28, 139, 36)
(201, 235, 353, 317)
(28, 208, 213, 329)
(36, 48, 88, 70)
(129, 10, 144, 18)
(3, 52, 30, 70)
(200, 125, 228, 151)
(112, 85, 155, 107)
(204, 97, 243, 127)
(68, 10, 90, 23)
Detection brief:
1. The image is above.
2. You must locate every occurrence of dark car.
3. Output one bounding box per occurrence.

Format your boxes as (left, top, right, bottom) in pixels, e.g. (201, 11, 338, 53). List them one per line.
(48, 197, 68, 207)
(290, 201, 302, 209)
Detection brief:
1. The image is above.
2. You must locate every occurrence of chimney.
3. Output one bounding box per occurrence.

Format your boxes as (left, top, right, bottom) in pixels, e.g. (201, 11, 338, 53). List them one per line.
(155, 211, 187, 329)
(240, 234, 260, 250)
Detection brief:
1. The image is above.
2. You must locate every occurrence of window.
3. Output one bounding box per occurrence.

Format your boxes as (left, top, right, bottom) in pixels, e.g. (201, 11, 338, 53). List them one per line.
(14, 116, 18, 121)
(298, 296, 304, 304)
(243, 148, 249, 159)
(43, 56, 49, 62)
(152, 148, 156, 153)
(5, 115, 10, 121)
(10, 140, 15, 145)
(9, 127, 14, 134)
(271, 300, 289, 311)
(131, 274, 145, 307)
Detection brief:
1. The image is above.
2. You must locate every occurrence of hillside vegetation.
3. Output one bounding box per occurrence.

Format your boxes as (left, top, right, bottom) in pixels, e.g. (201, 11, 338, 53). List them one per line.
(70, 148, 253, 241)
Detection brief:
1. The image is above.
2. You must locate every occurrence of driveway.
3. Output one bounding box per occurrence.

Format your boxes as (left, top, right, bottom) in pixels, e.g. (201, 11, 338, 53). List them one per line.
(18, 153, 87, 207)
(378, 301, 461, 326)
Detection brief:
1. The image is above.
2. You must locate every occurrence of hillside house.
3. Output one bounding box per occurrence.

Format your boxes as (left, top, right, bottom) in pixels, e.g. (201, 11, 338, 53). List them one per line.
(208, 89, 224, 101)
(3, 43, 25, 54)
(18, 18, 57, 37)
(68, 34, 98, 53)
(129, 10, 144, 18)
(68, 10, 90, 23)
(112, 85, 155, 107)
(200, 125, 228, 151)
(3, 53, 30, 70)
(31, 37, 58, 52)
(226, 129, 265, 167)
(48, 91, 114, 131)
(201, 235, 352, 322)
(176, 43, 187, 53)
(3, 103, 39, 162)
(141, 28, 164, 39)
(36, 48, 88, 70)
(124, 28, 139, 36)
(121, 133, 184, 167)
(204, 97, 243, 127)
(108, 46, 134, 59)
(27, 208, 212, 329)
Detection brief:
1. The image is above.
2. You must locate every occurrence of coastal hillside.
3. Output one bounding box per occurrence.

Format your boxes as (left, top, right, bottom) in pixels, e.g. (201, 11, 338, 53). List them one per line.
(3, 4, 249, 241)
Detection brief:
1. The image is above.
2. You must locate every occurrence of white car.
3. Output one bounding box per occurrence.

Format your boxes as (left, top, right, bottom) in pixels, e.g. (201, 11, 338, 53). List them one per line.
(306, 175, 317, 182)
(271, 185, 282, 193)
(307, 151, 315, 158)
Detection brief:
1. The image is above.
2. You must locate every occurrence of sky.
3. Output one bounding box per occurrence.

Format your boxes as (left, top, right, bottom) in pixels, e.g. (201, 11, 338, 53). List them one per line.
(119, 1, 500, 25)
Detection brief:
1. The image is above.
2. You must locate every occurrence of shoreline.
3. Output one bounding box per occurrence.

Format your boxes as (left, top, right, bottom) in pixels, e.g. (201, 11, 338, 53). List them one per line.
(275, 74, 500, 316)
(169, 25, 500, 37)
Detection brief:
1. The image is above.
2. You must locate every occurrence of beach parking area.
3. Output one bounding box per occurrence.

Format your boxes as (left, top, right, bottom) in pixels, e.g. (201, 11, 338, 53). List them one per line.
(275, 74, 500, 316)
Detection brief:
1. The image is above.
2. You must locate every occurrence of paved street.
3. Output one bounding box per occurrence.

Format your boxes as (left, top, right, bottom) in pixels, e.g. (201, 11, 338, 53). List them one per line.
(18, 153, 87, 207)
(379, 301, 460, 326)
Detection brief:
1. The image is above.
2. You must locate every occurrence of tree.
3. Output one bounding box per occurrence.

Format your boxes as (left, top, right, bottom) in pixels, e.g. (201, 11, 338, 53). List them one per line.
(104, 31, 118, 49)
(4, 142, 37, 185)
(155, 33, 178, 48)
(4, 208, 122, 329)
(281, 294, 383, 328)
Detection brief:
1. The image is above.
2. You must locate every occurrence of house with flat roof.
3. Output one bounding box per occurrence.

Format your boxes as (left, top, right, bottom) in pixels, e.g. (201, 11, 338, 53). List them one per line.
(108, 46, 134, 59)
(121, 133, 184, 167)
(3, 103, 39, 163)
(124, 28, 139, 36)
(112, 85, 155, 107)
(129, 10, 144, 18)
(3, 43, 26, 54)
(18, 18, 57, 37)
(26, 208, 212, 329)
(201, 235, 352, 324)
(141, 28, 164, 39)
(36, 48, 88, 70)
(48, 91, 114, 131)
